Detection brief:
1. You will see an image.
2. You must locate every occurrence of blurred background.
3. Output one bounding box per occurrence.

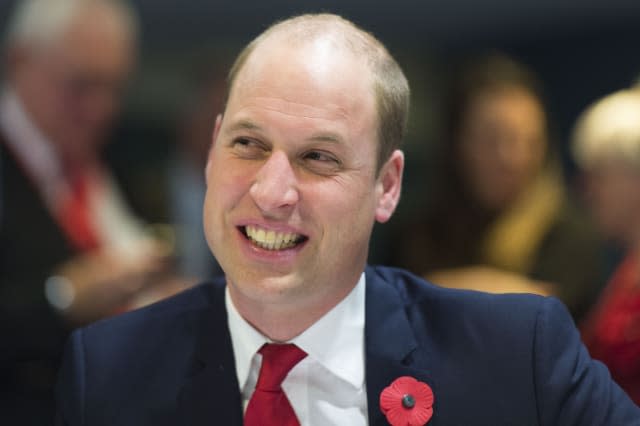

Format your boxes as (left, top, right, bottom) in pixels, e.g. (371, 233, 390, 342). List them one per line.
(2, 0, 639, 225)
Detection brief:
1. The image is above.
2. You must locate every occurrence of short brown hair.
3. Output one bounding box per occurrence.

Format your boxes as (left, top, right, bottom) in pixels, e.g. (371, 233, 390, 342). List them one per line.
(226, 14, 410, 172)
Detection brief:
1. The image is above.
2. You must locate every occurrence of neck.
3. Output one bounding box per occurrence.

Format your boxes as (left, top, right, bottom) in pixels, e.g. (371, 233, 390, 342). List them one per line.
(227, 280, 358, 342)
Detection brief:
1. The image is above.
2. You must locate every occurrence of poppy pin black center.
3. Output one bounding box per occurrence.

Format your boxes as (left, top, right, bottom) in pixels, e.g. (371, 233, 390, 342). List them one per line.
(402, 394, 415, 408)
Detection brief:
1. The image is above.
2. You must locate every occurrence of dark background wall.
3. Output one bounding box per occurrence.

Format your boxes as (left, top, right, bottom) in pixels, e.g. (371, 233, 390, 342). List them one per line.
(2, 0, 638, 131)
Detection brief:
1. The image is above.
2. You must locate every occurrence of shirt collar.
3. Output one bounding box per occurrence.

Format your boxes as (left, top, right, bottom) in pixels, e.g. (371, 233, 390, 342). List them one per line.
(226, 272, 366, 391)
(226, 288, 269, 392)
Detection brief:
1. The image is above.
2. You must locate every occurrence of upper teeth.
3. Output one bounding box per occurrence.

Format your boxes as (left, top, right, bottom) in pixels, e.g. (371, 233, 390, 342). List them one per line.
(245, 226, 302, 250)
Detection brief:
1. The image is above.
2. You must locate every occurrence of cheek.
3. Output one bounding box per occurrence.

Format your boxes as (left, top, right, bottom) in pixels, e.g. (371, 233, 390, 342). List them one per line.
(591, 175, 631, 208)
(202, 170, 250, 258)
(587, 177, 637, 231)
(204, 159, 249, 222)
(208, 153, 256, 193)
(461, 146, 499, 198)
(585, 180, 614, 216)
(315, 178, 377, 235)
(34, 83, 65, 123)
(461, 141, 493, 183)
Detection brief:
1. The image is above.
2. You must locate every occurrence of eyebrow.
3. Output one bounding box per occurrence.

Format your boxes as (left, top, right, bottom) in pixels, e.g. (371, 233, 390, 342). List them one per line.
(227, 119, 344, 145)
(227, 119, 262, 133)
(307, 133, 343, 144)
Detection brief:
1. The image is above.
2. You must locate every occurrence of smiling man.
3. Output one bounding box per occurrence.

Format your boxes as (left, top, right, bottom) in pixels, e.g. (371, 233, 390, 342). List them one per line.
(55, 14, 639, 426)
(203, 24, 402, 345)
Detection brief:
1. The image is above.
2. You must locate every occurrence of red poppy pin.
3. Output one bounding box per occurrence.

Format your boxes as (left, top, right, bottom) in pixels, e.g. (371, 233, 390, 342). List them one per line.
(380, 376, 434, 426)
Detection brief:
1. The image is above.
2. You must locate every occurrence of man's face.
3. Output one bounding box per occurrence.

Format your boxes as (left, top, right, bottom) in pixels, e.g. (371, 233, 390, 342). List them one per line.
(11, 3, 134, 164)
(204, 37, 402, 313)
(582, 158, 640, 245)
(458, 87, 546, 211)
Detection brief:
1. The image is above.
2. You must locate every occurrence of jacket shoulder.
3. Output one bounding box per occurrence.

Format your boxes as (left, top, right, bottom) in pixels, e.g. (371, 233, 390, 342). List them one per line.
(56, 280, 228, 425)
(367, 264, 547, 323)
(366, 265, 640, 425)
(73, 279, 225, 375)
(83, 280, 222, 337)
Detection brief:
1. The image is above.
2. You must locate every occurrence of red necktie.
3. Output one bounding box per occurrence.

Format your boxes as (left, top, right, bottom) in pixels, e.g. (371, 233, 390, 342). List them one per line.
(244, 343, 307, 426)
(58, 168, 100, 251)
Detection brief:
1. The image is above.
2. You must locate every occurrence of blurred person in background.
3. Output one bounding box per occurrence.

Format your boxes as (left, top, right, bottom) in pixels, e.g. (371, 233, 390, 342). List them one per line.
(167, 63, 227, 281)
(0, 0, 183, 422)
(574, 88, 640, 404)
(391, 53, 606, 322)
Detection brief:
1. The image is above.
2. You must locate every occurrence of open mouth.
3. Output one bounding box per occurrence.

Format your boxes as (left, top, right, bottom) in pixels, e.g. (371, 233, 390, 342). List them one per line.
(240, 225, 308, 251)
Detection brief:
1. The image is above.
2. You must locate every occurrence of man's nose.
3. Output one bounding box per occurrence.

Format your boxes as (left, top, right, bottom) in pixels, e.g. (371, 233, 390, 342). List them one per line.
(250, 151, 300, 215)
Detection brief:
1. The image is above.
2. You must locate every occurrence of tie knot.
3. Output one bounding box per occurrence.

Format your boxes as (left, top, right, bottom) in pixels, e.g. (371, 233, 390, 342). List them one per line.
(256, 343, 307, 391)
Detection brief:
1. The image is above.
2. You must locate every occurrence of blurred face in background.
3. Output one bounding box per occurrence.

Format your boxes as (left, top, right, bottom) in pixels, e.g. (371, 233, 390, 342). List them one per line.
(9, 1, 135, 165)
(582, 158, 640, 246)
(457, 86, 547, 211)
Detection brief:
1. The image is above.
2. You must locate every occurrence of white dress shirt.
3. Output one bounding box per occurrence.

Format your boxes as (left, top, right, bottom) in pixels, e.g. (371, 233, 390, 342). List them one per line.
(226, 273, 368, 425)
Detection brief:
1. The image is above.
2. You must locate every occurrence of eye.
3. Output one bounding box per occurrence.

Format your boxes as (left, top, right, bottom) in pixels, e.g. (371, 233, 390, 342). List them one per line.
(304, 150, 339, 164)
(231, 137, 268, 159)
(232, 137, 255, 148)
(301, 150, 342, 174)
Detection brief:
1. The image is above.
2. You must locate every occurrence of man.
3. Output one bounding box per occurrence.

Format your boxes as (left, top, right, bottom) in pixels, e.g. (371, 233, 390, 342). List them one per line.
(56, 14, 640, 425)
(573, 89, 640, 404)
(1, 0, 175, 423)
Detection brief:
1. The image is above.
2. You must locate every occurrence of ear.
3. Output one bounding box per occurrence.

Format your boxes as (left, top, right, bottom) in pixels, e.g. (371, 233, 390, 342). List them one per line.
(375, 149, 404, 223)
(205, 114, 223, 179)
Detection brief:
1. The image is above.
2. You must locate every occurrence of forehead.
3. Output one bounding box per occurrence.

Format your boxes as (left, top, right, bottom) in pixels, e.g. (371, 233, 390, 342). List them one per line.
(469, 87, 543, 118)
(45, 3, 134, 74)
(228, 36, 376, 121)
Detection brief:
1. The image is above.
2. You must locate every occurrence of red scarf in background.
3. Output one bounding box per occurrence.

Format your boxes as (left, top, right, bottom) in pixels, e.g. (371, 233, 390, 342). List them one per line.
(581, 252, 640, 404)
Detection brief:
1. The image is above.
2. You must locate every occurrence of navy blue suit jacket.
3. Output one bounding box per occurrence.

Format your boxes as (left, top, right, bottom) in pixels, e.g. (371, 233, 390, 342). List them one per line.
(56, 266, 640, 425)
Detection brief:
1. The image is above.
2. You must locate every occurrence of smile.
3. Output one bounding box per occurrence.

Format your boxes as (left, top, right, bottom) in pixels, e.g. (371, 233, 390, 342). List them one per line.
(241, 225, 308, 251)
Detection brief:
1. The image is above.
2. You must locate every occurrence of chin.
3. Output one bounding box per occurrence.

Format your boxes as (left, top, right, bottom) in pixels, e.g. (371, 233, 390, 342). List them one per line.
(230, 268, 303, 295)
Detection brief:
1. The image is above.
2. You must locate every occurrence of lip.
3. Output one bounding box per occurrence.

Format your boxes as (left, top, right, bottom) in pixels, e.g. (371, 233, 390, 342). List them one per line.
(234, 221, 309, 262)
(238, 221, 308, 236)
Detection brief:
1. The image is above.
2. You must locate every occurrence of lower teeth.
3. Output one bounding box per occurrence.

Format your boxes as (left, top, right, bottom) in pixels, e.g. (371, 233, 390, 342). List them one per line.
(251, 239, 296, 250)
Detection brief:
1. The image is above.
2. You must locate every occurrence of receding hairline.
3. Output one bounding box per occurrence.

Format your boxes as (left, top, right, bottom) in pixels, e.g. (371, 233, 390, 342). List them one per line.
(228, 14, 389, 93)
(225, 14, 410, 171)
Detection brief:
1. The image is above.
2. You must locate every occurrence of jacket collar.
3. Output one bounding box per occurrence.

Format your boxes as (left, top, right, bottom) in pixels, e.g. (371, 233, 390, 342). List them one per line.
(177, 269, 439, 426)
(364, 266, 438, 426)
(177, 280, 243, 425)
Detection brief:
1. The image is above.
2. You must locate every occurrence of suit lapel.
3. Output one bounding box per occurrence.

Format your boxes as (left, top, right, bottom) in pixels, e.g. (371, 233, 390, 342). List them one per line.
(176, 271, 440, 425)
(365, 267, 438, 426)
(177, 282, 244, 425)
